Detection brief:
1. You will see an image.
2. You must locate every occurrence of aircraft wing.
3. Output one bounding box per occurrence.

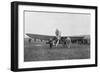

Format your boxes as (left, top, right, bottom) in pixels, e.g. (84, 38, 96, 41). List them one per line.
(26, 33, 55, 41)
(26, 33, 84, 41)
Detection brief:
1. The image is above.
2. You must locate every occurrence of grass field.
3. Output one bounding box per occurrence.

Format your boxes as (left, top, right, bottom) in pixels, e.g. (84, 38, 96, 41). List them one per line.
(24, 38, 90, 62)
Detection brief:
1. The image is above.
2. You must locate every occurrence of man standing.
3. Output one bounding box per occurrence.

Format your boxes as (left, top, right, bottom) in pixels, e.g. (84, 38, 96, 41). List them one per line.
(66, 37, 71, 48)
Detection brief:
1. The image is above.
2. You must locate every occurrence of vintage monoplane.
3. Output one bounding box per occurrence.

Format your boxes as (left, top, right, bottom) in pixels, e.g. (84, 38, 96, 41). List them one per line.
(26, 29, 88, 48)
(26, 29, 72, 48)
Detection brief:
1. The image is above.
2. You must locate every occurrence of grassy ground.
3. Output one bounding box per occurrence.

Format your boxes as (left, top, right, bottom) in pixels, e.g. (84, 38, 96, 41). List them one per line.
(24, 39, 90, 62)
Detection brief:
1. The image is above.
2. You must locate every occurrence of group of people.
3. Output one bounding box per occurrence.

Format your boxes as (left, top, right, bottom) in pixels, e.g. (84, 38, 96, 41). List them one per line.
(49, 29, 71, 48)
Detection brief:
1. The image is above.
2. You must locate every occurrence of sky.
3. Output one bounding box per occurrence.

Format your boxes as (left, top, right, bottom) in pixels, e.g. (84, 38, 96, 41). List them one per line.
(24, 11, 90, 37)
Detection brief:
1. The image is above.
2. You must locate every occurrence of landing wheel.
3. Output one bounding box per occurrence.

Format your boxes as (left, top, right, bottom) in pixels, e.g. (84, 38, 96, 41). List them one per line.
(49, 43, 53, 48)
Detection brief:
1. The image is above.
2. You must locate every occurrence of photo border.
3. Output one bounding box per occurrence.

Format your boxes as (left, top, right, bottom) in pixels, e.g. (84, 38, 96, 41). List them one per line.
(11, 1, 98, 72)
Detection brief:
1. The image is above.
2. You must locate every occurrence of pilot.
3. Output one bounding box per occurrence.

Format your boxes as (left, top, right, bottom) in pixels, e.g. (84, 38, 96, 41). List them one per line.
(66, 37, 71, 48)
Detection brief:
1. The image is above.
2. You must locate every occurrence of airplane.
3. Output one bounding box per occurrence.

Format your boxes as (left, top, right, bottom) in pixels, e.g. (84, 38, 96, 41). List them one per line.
(26, 29, 89, 48)
(26, 33, 72, 48)
(26, 29, 72, 48)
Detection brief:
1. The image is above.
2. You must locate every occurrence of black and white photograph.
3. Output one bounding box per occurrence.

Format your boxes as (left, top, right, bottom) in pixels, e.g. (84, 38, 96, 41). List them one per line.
(11, 1, 97, 71)
(24, 11, 90, 62)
